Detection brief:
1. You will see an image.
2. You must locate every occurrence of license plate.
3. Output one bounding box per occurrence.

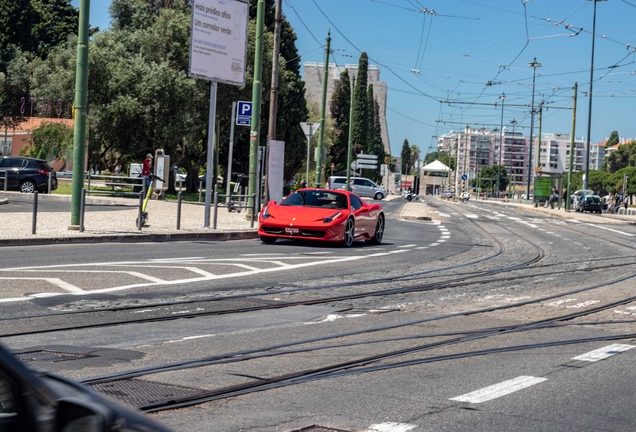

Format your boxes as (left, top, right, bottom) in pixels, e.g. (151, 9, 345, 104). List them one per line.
(285, 228, 299, 234)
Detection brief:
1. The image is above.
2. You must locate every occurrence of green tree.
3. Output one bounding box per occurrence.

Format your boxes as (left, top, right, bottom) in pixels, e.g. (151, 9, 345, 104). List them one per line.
(410, 144, 420, 173)
(328, 69, 351, 175)
(371, 97, 385, 181)
(19, 121, 73, 168)
(352, 52, 368, 155)
(606, 130, 619, 147)
(603, 141, 636, 173)
(30, 0, 80, 58)
(604, 167, 636, 195)
(476, 164, 508, 193)
(585, 170, 610, 195)
(400, 139, 411, 174)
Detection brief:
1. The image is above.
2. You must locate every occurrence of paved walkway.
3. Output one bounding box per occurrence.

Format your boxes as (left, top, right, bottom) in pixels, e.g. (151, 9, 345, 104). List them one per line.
(0, 192, 413, 246)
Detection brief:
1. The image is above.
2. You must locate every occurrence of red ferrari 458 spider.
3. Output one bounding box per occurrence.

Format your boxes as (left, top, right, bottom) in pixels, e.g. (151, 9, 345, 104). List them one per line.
(258, 188, 385, 246)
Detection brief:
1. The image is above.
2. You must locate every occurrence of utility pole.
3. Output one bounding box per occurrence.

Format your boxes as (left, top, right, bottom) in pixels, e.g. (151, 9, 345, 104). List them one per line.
(454, 137, 459, 196)
(497, 93, 506, 195)
(69, 0, 90, 229)
(248, 0, 265, 217)
(536, 103, 543, 170)
(265, 0, 283, 202)
(346, 76, 355, 191)
(566, 83, 578, 211)
(315, 31, 331, 187)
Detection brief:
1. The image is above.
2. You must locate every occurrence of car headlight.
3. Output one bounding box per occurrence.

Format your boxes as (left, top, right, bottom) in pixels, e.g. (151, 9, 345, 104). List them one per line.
(261, 206, 271, 219)
(323, 212, 342, 223)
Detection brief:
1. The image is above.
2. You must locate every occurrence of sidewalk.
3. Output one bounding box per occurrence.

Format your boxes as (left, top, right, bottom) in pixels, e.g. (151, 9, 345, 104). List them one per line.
(0, 192, 258, 246)
(0, 192, 411, 247)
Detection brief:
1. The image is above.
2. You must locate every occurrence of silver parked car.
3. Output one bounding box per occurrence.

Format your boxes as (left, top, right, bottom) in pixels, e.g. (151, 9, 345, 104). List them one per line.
(328, 176, 386, 200)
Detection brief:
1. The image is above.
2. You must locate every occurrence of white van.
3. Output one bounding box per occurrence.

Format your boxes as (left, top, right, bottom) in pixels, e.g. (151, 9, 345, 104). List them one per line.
(327, 176, 386, 200)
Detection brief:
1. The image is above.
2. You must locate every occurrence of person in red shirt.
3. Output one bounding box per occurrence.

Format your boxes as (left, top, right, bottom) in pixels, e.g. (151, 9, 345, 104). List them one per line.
(141, 153, 153, 194)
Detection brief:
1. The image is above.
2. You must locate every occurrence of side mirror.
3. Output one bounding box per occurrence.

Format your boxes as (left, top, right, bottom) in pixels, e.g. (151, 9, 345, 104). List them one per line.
(56, 400, 106, 432)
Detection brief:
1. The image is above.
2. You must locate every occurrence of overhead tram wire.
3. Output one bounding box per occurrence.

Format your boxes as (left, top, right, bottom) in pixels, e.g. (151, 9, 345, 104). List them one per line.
(284, 0, 325, 48)
(309, 0, 441, 103)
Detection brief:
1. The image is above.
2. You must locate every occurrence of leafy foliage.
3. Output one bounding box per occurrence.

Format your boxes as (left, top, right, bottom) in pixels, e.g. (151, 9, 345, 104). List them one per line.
(352, 52, 368, 156)
(19, 122, 73, 169)
(400, 139, 411, 174)
(329, 69, 351, 175)
(474, 164, 508, 192)
(603, 141, 636, 173)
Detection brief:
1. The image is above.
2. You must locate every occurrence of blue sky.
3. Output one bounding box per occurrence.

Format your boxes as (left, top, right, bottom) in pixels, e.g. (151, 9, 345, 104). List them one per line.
(72, 0, 636, 156)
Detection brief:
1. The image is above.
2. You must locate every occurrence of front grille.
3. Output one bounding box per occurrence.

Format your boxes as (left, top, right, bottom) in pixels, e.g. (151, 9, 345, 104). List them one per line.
(301, 229, 326, 237)
(262, 227, 284, 234)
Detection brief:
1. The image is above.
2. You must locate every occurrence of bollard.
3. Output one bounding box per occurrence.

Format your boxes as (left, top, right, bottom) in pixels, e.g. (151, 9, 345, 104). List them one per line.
(2, 171, 6, 191)
(138, 191, 144, 230)
(199, 180, 203, 202)
(176, 190, 182, 230)
(32, 191, 38, 235)
(48, 171, 52, 194)
(79, 188, 86, 232)
(213, 186, 218, 229)
(87, 174, 91, 196)
(250, 193, 255, 228)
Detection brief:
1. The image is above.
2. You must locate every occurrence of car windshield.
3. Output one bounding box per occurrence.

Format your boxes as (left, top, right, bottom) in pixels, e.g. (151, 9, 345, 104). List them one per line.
(281, 190, 348, 209)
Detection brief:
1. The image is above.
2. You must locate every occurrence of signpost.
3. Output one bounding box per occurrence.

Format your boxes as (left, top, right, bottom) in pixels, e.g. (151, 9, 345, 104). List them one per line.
(300, 122, 320, 187)
(355, 153, 378, 172)
(236, 101, 252, 126)
(188, 0, 249, 227)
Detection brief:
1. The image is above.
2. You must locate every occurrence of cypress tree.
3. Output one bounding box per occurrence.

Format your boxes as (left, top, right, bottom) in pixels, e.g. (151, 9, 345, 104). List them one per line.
(401, 139, 411, 175)
(352, 52, 368, 156)
(329, 69, 351, 174)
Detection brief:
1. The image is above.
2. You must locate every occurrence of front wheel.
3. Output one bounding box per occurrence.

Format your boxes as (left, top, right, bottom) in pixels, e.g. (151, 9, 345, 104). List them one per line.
(342, 218, 355, 247)
(374, 192, 384, 200)
(366, 214, 384, 245)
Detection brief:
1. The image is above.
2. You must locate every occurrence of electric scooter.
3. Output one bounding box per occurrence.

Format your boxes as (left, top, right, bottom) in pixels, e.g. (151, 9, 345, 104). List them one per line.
(227, 173, 247, 212)
(136, 174, 163, 227)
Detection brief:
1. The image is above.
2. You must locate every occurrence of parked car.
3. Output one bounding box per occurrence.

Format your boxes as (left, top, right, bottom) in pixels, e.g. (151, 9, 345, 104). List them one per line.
(258, 188, 384, 246)
(0, 342, 171, 431)
(0, 156, 57, 193)
(327, 176, 386, 200)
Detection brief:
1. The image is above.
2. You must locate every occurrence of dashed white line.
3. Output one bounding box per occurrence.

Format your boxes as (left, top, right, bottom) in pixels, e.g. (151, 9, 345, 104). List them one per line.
(398, 244, 417, 248)
(572, 344, 635, 362)
(449, 376, 547, 403)
(366, 423, 416, 432)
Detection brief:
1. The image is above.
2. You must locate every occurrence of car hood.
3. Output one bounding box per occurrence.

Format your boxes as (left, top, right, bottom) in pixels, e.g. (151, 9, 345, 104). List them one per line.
(266, 205, 347, 222)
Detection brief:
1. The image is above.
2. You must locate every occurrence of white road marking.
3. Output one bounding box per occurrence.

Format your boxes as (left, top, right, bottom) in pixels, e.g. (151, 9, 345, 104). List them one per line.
(429, 243, 440, 247)
(546, 299, 578, 307)
(572, 344, 635, 362)
(416, 247, 428, 249)
(438, 239, 446, 242)
(0, 277, 84, 293)
(565, 300, 600, 308)
(450, 376, 547, 403)
(366, 423, 416, 432)
(465, 214, 478, 219)
(437, 213, 451, 217)
(398, 244, 417, 248)
(581, 223, 635, 237)
(305, 313, 367, 324)
(507, 216, 522, 221)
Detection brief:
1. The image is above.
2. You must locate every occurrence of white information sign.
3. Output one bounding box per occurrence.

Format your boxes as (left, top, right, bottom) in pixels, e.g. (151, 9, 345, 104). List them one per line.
(189, 0, 249, 85)
(268, 140, 285, 204)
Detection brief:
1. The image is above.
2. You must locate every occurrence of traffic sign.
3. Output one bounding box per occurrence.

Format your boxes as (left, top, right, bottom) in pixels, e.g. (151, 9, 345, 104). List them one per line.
(353, 162, 378, 170)
(461, 174, 468, 181)
(357, 153, 378, 160)
(236, 101, 252, 126)
(300, 122, 320, 137)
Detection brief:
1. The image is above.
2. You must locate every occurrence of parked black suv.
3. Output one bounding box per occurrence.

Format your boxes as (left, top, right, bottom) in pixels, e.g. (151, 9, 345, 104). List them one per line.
(0, 156, 57, 193)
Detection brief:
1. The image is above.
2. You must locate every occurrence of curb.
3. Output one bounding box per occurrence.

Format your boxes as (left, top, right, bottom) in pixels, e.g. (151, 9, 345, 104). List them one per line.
(0, 230, 259, 247)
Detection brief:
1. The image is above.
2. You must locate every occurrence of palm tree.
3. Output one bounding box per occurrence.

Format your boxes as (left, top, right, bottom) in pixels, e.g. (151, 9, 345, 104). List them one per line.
(410, 144, 421, 173)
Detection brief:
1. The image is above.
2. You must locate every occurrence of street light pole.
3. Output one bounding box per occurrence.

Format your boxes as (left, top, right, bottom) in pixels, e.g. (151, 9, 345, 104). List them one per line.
(526, 57, 541, 201)
(510, 119, 517, 196)
(584, 0, 606, 190)
(497, 93, 506, 196)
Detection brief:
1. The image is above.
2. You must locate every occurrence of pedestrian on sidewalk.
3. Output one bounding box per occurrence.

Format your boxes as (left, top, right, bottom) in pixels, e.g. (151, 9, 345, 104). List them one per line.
(141, 153, 153, 195)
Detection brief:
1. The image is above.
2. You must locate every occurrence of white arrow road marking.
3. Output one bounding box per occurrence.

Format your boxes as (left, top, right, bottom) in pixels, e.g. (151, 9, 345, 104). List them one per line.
(450, 376, 547, 403)
(572, 344, 635, 362)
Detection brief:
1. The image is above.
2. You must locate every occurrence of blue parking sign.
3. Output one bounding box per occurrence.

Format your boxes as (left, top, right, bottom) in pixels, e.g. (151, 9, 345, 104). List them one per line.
(461, 174, 468, 181)
(237, 101, 252, 126)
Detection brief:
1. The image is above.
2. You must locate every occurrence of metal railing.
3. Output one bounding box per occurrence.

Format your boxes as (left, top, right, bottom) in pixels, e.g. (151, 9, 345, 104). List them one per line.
(213, 185, 256, 229)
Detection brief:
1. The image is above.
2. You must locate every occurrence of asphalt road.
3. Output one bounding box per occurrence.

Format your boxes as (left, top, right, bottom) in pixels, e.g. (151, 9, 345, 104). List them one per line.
(2, 198, 636, 432)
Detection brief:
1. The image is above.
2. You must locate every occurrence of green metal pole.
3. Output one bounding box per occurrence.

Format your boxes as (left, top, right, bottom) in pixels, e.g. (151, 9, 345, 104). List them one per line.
(346, 75, 355, 191)
(69, 0, 90, 229)
(566, 83, 578, 211)
(536, 104, 543, 170)
(315, 31, 331, 187)
(248, 0, 265, 216)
